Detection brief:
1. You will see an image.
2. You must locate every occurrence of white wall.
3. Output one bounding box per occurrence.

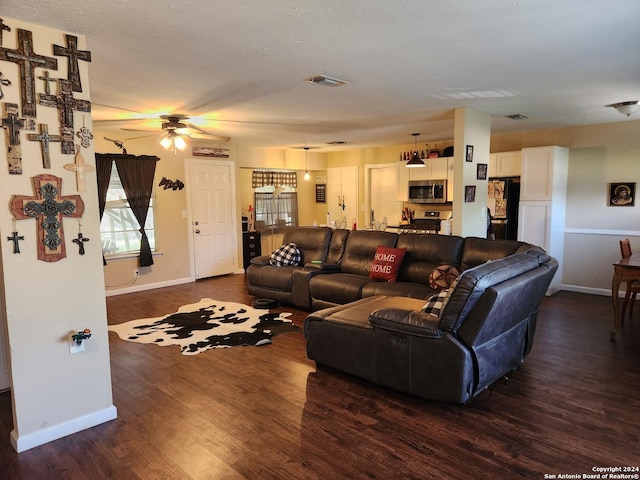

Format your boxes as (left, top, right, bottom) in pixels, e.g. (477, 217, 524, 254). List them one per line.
(492, 120, 640, 295)
(0, 18, 116, 451)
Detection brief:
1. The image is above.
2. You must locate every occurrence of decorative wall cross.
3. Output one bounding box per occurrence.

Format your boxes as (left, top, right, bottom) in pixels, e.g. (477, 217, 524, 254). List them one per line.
(6, 231, 24, 254)
(0, 18, 10, 46)
(64, 144, 95, 191)
(2, 102, 25, 174)
(0, 28, 58, 117)
(37, 70, 56, 94)
(39, 79, 90, 154)
(76, 116, 93, 148)
(53, 34, 91, 93)
(73, 231, 89, 255)
(10, 174, 84, 262)
(0, 71, 11, 99)
(27, 123, 61, 168)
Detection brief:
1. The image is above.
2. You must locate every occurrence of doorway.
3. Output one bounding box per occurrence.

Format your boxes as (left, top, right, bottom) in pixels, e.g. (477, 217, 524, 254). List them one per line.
(186, 159, 238, 279)
(365, 163, 403, 228)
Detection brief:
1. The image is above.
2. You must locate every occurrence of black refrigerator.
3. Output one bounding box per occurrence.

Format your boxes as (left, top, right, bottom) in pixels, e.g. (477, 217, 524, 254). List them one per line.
(488, 177, 520, 240)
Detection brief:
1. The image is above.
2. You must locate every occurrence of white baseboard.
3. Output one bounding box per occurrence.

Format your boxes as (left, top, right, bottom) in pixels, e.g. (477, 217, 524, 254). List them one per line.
(560, 284, 614, 297)
(106, 276, 194, 297)
(11, 405, 118, 453)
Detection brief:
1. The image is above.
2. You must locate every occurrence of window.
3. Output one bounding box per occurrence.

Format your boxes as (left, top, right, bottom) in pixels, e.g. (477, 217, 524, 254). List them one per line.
(100, 167, 157, 256)
(254, 188, 298, 234)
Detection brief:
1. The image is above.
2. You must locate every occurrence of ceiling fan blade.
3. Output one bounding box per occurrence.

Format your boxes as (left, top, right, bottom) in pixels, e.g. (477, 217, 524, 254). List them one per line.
(124, 134, 159, 141)
(121, 127, 162, 133)
(185, 122, 231, 142)
(188, 132, 232, 142)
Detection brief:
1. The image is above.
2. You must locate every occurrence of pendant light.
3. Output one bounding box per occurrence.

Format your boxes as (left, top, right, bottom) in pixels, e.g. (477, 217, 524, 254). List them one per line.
(304, 147, 311, 181)
(406, 133, 425, 168)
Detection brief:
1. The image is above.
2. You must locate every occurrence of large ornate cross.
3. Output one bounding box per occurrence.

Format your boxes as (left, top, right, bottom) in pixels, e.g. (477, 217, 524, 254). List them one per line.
(0, 28, 58, 117)
(10, 174, 84, 262)
(53, 34, 91, 92)
(27, 123, 61, 168)
(39, 79, 91, 154)
(2, 102, 25, 174)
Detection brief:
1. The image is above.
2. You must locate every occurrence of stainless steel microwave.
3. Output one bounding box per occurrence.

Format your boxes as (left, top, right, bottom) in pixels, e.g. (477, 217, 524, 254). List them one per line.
(408, 179, 447, 203)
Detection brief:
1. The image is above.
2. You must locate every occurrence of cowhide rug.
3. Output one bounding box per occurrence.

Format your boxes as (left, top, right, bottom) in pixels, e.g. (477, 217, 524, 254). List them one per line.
(108, 298, 297, 355)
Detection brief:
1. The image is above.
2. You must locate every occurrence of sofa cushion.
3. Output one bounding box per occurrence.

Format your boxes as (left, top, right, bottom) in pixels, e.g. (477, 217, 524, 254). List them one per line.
(428, 264, 459, 290)
(395, 234, 464, 284)
(340, 230, 398, 276)
(270, 242, 301, 266)
(369, 246, 406, 282)
(282, 227, 333, 264)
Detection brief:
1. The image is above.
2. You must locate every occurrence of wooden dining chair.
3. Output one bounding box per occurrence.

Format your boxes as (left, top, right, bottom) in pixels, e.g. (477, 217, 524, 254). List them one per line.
(619, 239, 639, 322)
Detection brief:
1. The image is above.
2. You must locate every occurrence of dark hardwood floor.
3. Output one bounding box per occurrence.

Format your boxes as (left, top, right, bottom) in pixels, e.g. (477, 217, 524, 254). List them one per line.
(0, 274, 638, 479)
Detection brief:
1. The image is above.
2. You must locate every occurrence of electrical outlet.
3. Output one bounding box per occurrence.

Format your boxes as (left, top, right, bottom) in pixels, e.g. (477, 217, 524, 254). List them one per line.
(69, 335, 85, 354)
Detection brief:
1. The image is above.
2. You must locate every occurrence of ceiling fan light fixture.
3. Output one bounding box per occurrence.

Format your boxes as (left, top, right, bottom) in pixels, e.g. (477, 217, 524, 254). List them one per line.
(406, 133, 425, 168)
(174, 136, 187, 150)
(304, 147, 311, 181)
(159, 136, 172, 149)
(607, 101, 639, 116)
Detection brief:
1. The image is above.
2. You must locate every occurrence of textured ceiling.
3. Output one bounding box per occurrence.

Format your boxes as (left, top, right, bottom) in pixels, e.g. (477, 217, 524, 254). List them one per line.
(2, 0, 640, 151)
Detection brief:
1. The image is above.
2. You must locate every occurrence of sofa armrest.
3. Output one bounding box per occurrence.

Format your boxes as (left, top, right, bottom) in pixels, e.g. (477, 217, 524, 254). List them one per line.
(250, 255, 271, 266)
(368, 308, 444, 338)
(304, 262, 341, 273)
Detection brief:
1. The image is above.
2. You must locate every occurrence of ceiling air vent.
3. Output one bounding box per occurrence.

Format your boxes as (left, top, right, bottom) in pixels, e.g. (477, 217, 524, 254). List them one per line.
(307, 75, 349, 87)
(505, 114, 529, 120)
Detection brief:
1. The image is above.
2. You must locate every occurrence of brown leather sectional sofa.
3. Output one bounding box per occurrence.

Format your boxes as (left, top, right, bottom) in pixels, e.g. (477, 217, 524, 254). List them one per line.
(246, 227, 557, 403)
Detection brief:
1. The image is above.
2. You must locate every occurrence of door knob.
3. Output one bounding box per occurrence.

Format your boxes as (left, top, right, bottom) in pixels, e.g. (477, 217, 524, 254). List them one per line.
(195, 229, 201, 234)
(195, 221, 199, 225)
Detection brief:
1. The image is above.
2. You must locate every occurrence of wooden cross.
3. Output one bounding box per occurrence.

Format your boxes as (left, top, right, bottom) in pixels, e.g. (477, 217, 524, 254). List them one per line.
(53, 34, 91, 93)
(0, 28, 58, 117)
(65, 144, 95, 191)
(39, 79, 91, 154)
(38, 70, 56, 94)
(6, 231, 24, 254)
(2, 103, 25, 174)
(0, 18, 10, 46)
(10, 174, 84, 262)
(27, 123, 61, 168)
(72, 232, 89, 255)
(0, 71, 11, 99)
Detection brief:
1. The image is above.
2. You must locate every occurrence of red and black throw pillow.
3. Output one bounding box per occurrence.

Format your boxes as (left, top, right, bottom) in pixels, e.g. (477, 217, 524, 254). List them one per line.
(369, 246, 406, 282)
(428, 264, 460, 290)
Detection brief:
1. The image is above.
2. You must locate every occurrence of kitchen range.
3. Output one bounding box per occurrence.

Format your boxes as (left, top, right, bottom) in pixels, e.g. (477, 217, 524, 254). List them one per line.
(393, 210, 453, 234)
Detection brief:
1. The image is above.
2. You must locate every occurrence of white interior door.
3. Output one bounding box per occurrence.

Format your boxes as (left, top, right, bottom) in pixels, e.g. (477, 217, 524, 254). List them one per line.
(187, 160, 237, 279)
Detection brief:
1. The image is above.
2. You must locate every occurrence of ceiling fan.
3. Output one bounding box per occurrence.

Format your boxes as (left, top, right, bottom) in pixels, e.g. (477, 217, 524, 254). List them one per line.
(119, 114, 231, 153)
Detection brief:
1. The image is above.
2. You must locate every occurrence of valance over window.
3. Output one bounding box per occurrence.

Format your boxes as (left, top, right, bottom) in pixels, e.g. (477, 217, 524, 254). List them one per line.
(252, 171, 297, 189)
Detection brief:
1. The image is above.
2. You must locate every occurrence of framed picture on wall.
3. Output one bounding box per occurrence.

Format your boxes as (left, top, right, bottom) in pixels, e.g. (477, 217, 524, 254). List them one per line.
(608, 182, 635, 206)
(477, 163, 487, 180)
(466, 145, 474, 162)
(465, 185, 476, 203)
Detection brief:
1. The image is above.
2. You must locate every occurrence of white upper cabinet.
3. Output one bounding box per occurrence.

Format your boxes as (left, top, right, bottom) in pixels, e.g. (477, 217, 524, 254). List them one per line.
(488, 151, 521, 177)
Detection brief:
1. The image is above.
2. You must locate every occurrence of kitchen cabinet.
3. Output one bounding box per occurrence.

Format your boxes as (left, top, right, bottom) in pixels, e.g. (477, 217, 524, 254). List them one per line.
(327, 166, 358, 227)
(517, 146, 569, 294)
(488, 151, 521, 178)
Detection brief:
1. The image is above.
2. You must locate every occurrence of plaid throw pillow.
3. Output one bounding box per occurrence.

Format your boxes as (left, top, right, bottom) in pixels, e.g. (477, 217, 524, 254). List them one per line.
(269, 242, 302, 266)
(422, 289, 449, 317)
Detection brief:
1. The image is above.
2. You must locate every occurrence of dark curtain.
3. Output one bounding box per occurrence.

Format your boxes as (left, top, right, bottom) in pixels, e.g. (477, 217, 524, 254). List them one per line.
(114, 155, 159, 267)
(95, 154, 115, 265)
